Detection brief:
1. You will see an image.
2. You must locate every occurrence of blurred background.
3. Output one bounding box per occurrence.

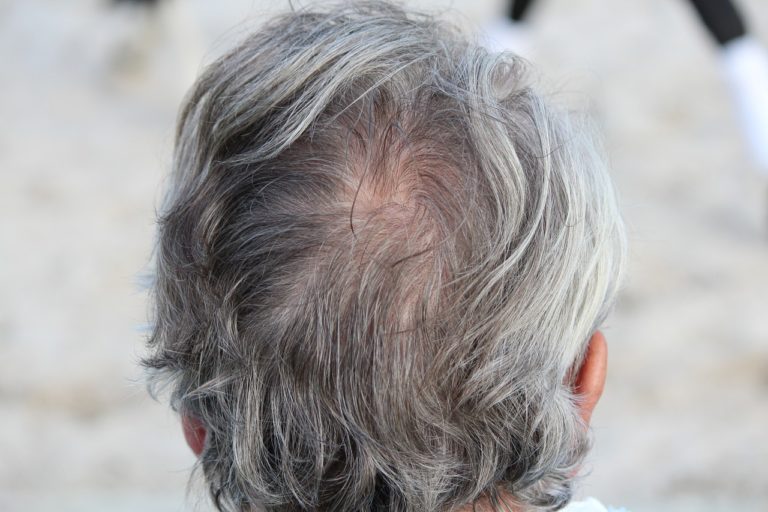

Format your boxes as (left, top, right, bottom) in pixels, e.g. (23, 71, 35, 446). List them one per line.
(1, 0, 767, 511)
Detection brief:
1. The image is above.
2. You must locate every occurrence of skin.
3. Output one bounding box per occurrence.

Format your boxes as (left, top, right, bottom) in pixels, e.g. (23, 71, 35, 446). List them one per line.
(181, 331, 609, 509)
(573, 330, 608, 426)
(181, 414, 206, 457)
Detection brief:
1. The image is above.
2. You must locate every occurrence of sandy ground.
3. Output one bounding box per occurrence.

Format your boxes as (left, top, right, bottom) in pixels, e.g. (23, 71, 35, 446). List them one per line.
(1, 0, 767, 511)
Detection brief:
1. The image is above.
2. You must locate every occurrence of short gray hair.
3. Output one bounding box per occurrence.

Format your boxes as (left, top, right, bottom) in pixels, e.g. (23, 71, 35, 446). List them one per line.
(144, 2, 626, 511)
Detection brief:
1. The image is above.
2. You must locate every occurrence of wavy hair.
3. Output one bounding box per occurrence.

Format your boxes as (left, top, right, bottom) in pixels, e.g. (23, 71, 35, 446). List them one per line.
(144, 2, 626, 511)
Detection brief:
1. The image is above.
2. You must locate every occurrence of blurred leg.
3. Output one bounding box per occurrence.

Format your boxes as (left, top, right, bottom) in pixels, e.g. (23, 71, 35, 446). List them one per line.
(508, 0, 537, 22)
(688, 0, 768, 173)
(688, 0, 746, 46)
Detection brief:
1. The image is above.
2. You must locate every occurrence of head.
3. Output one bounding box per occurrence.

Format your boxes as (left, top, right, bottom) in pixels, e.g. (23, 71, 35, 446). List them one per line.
(145, 2, 626, 511)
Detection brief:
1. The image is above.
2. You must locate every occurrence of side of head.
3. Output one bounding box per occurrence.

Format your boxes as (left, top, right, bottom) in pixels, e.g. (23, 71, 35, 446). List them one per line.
(145, 2, 626, 511)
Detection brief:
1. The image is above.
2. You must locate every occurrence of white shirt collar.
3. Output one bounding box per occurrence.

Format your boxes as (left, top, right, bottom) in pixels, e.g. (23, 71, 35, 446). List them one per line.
(562, 497, 612, 512)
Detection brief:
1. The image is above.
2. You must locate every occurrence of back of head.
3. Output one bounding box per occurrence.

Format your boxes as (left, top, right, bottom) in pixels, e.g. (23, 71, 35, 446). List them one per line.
(145, 2, 626, 511)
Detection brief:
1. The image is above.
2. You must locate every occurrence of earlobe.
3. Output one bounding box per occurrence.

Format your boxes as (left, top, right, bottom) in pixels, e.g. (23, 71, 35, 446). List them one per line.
(573, 330, 608, 425)
(182, 415, 207, 456)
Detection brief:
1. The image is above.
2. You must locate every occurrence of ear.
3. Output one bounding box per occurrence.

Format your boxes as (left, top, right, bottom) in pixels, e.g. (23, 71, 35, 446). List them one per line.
(573, 330, 608, 425)
(182, 414, 207, 457)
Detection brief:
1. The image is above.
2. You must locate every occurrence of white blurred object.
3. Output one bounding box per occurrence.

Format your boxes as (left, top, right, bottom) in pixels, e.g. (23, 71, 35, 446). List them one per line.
(481, 17, 532, 58)
(562, 498, 608, 512)
(561, 497, 627, 512)
(721, 35, 768, 174)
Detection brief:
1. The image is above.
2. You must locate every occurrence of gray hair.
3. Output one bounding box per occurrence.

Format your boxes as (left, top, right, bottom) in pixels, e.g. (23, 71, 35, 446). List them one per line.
(144, 2, 626, 511)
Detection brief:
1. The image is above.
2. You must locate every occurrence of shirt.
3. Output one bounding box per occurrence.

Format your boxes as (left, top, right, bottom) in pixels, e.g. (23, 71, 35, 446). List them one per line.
(562, 497, 629, 512)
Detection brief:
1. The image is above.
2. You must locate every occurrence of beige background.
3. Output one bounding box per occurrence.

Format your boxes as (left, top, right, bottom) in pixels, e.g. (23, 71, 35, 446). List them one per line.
(1, 0, 767, 510)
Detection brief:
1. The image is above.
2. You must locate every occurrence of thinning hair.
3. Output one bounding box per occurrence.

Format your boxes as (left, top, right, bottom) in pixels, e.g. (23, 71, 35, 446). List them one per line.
(144, 2, 626, 511)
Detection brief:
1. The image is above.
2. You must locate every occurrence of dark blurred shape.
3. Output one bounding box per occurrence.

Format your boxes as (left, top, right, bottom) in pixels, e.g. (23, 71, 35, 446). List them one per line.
(508, 0, 535, 21)
(690, 0, 747, 46)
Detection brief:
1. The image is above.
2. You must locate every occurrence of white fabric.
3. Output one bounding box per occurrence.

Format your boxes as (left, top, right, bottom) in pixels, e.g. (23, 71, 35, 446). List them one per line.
(562, 497, 628, 512)
(562, 498, 608, 512)
(721, 36, 768, 173)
